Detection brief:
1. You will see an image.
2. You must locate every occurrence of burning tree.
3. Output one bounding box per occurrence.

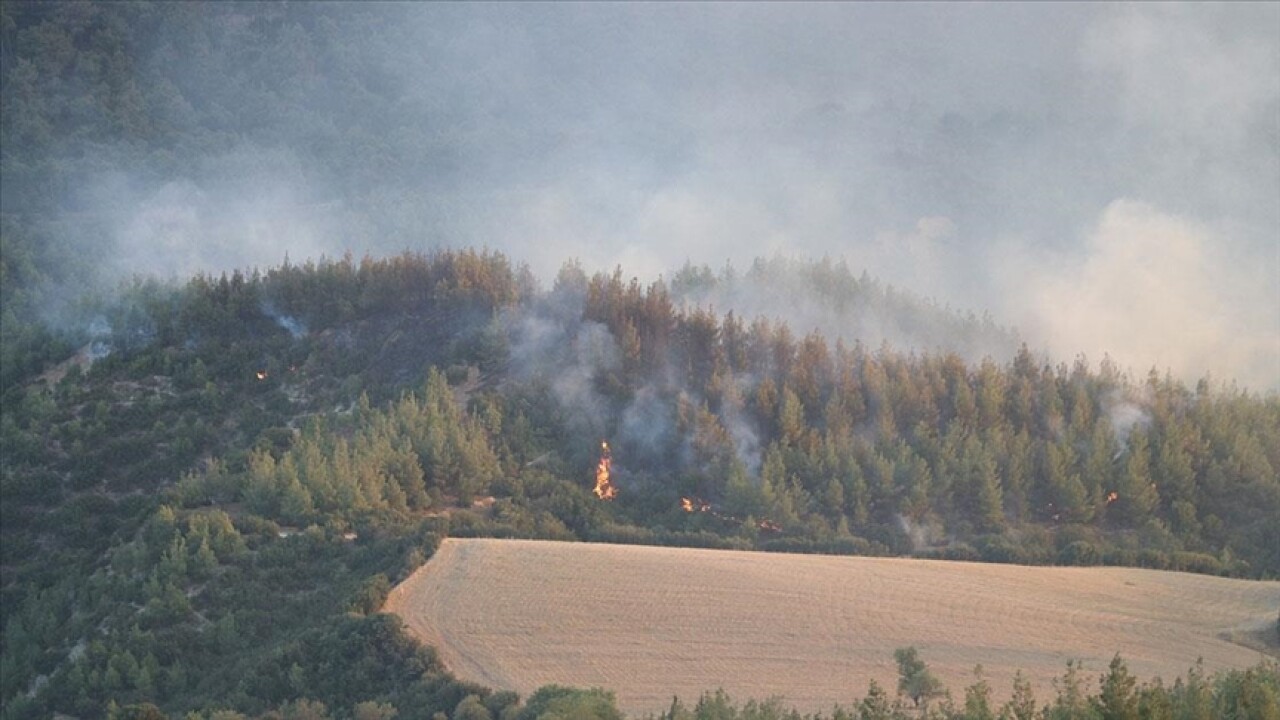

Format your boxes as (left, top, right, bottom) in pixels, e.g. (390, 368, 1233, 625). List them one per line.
(593, 441, 617, 500)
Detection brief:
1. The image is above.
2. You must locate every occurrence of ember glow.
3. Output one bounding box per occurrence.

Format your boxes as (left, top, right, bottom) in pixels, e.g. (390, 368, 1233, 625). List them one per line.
(681, 497, 713, 513)
(1106, 491, 1119, 505)
(680, 495, 781, 533)
(593, 441, 617, 501)
(256, 370, 268, 380)
(756, 518, 783, 533)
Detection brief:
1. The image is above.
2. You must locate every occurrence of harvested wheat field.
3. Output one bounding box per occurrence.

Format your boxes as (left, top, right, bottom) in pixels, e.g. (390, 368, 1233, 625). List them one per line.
(384, 538, 1279, 715)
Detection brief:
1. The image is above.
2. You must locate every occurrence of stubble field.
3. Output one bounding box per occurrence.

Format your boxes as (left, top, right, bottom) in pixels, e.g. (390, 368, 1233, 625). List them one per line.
(384, 538, 1279, 715)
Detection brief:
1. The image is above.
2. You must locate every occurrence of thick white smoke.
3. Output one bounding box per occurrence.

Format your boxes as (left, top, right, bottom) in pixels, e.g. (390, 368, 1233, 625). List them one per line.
(1015, 200, 1278, 390)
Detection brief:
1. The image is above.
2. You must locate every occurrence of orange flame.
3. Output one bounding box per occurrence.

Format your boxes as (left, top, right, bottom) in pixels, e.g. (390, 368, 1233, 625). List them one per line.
(678, 495, 781, 533)
(1105, 491, 1119, 505)
(256, 370, 268, 380)
(593, 441, 617, 500)
(681, 496, 713, 513)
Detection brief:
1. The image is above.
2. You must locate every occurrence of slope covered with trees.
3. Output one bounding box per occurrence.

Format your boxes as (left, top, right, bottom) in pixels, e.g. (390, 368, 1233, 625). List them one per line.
(2, 3, 1278, 717)
(0, 0, 457, 388)
(1, 251, 1277, 717)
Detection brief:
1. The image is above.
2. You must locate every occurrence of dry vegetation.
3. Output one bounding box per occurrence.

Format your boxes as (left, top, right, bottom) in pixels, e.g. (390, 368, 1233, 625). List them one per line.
(386, 539, 1278, 715)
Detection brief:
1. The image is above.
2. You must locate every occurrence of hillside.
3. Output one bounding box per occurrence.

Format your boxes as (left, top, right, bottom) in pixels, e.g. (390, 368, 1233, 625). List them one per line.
(1, 251, 1278, 715)
(3, 3, 1279, 718)
(1, 250, 1278, 718)
(387, 538, 1280, 715)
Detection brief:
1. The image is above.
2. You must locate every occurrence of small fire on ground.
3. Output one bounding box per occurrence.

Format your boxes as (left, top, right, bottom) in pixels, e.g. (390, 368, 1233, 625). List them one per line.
(681, 496, 712, 513)
(680, 495, 782, 533)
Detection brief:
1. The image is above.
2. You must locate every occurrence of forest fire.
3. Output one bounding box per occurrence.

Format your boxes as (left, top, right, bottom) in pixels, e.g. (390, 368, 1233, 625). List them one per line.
(1105, 491, 1119, 505)
(681, 496, 713, 513)
(593, 441, 617, 500)
(256, 370, 268, 380)
(680, 495, 781, 533)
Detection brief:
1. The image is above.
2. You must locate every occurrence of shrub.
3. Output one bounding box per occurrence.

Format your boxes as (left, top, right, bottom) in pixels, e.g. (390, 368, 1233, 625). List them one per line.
(349, 574, 391, 615)
(1171, 552, 1222, 576)
(1137, 549, 1170, 570)
(1059, 541, 1100, 566)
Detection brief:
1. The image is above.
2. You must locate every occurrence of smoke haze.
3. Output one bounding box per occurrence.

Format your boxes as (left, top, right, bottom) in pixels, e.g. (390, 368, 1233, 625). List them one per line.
(8, 2, 1278, 388)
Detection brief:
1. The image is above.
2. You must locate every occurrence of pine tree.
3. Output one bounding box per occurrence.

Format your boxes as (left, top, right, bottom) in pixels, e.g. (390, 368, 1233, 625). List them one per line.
(1040, 441, 1091, 524)
(191, 536, 218, 579)
(1111, 430, 1158, 527)
(279, 460, 315, 522)
(958, 434, 1004, 533)
(1044, 660, 1095, 720)
(1002, 670, 1037, 720)
(857, 680, 898, 720)
(1094, 655, 1139, 720)
(962, 666, 996, 720)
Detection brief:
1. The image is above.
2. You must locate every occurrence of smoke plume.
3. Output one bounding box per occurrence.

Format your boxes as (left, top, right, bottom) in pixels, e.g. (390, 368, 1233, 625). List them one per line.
(8, 3, 1277, 389)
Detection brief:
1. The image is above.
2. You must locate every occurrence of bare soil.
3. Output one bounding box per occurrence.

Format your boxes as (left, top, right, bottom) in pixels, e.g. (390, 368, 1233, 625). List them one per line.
(384, 538, 1280, 715)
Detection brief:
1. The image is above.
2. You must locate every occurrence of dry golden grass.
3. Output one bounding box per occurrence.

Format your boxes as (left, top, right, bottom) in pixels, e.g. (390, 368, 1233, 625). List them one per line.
(384, 538, 1279, 715)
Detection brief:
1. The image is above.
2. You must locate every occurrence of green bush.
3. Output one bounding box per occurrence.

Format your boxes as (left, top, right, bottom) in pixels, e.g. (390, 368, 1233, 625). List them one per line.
(1171, 551, 1223, 576)
(1058, 540, 1100, 566)
(349, 574, 392, 616)
(1137, 549, 1170, 570)
(518, 686, 623, 720)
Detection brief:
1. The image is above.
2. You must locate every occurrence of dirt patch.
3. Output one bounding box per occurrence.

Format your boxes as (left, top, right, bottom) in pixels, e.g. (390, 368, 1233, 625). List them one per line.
(385, 538, 1280, 716)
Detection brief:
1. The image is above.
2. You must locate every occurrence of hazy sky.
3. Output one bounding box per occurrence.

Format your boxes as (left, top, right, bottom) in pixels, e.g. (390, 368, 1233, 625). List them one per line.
(104, 3, 1280, 388)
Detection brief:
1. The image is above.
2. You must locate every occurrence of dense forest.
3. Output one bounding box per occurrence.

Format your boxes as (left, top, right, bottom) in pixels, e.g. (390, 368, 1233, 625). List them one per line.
(1, 250, 1277, 717)
(2, 3, 1278, 719)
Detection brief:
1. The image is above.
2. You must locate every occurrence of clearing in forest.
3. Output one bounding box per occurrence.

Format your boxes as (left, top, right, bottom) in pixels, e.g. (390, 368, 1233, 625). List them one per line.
(384, 538, 1279, 715)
